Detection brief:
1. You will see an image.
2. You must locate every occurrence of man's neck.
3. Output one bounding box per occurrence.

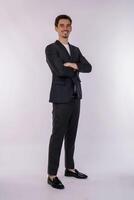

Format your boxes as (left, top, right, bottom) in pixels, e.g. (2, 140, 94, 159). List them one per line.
(58, 37, 69, 45)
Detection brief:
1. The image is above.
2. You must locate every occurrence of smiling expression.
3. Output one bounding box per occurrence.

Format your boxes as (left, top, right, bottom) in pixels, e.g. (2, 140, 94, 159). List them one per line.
(55, 19, 72, 39)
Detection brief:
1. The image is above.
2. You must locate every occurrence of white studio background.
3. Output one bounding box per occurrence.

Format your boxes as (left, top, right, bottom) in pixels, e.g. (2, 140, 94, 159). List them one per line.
(0, 0, 134, 199)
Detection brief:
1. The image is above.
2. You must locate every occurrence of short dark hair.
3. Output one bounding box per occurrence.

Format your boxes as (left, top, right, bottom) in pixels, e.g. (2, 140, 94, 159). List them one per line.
(55, 15, 72, 27)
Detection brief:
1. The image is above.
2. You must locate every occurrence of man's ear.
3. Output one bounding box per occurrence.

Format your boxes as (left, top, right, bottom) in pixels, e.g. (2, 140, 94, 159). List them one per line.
(55, 26, 58, 32)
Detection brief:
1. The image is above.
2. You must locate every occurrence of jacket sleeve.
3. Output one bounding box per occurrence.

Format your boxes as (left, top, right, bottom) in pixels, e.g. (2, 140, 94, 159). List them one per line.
(45, 45, 75, 78)
(76, 48, 92, 73)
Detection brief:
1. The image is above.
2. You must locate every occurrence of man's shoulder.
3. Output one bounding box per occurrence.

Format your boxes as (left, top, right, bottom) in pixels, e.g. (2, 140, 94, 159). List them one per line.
(69, 43, 80, 51)
(45, 42, 58, 55)
(45, 42, 56, 49)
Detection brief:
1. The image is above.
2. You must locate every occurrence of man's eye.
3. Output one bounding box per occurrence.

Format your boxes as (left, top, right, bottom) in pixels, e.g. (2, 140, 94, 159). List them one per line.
(60, 24, 64, 28)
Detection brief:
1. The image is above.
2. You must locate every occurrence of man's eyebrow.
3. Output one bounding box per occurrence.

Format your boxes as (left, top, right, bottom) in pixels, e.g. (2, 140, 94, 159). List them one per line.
(59, 23, 71, 25)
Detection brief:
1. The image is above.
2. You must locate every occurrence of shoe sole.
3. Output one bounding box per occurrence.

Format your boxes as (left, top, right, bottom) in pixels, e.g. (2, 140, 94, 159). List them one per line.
(65, 174, 88, 179)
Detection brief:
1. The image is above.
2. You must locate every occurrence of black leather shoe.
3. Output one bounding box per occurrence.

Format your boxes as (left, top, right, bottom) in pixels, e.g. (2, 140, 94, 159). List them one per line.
(65, 169, 88, 179)
(47, 176, 64, 189)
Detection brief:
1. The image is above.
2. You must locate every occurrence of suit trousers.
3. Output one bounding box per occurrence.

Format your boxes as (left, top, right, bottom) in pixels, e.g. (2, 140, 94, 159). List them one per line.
(48, 98, 80, 175)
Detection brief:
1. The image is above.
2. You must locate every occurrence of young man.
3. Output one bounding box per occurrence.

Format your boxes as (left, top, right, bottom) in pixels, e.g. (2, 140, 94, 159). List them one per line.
(45, 15, 92, 189)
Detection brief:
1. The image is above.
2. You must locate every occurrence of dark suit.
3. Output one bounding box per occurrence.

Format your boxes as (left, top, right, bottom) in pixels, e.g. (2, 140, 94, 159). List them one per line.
(45, 40, 92, 175)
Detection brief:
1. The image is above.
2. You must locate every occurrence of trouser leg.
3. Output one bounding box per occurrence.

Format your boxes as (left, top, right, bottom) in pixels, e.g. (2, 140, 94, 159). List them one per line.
(64, 99, 80, 169)
(48, 103, 72, 175)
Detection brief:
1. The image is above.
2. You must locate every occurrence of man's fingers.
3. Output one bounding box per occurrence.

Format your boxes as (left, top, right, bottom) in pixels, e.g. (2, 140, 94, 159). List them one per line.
(64, 63, 70, 67)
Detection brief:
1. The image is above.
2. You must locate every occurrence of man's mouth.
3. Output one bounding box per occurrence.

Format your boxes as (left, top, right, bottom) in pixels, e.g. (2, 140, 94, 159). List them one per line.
(62, 31, 68, 33)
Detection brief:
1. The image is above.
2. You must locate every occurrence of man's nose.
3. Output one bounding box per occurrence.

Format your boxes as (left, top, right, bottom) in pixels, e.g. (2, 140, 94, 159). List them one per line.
(64, 26, 69, 29)
(63, 28, 69, 30)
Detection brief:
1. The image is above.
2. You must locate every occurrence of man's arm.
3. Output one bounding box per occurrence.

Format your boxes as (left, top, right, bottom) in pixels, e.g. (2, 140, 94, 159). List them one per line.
(63, 48, 92, 73)
(64, 62, 78, 70)
(76, 48, 92, 72)
(45, 45, 75, 78)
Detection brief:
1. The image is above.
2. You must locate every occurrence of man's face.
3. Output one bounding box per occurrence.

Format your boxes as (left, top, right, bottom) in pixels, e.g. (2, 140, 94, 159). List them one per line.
(55, 19, 72, 39)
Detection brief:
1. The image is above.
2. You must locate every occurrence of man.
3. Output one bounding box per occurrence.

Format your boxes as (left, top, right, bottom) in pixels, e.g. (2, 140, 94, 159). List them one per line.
(45, 15, 92, 189)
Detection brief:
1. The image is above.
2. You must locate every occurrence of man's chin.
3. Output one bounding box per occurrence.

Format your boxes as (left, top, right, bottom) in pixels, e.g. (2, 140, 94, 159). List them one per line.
(62, 35, 69, 39)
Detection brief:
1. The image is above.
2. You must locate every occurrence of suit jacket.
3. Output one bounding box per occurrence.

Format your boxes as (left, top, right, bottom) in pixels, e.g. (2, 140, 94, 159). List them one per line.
(45, 40, 92, 103)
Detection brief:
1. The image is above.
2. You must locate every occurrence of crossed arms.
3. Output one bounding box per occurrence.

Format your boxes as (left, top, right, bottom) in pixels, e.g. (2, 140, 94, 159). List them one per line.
(45, 45, 92, 78)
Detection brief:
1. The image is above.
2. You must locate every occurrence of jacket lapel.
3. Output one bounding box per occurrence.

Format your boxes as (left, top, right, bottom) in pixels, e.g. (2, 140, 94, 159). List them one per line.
(55, 40, 73, 58)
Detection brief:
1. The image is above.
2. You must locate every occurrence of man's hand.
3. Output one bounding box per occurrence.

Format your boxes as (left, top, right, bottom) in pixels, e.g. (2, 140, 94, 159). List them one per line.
(64, 62, 78, 70)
